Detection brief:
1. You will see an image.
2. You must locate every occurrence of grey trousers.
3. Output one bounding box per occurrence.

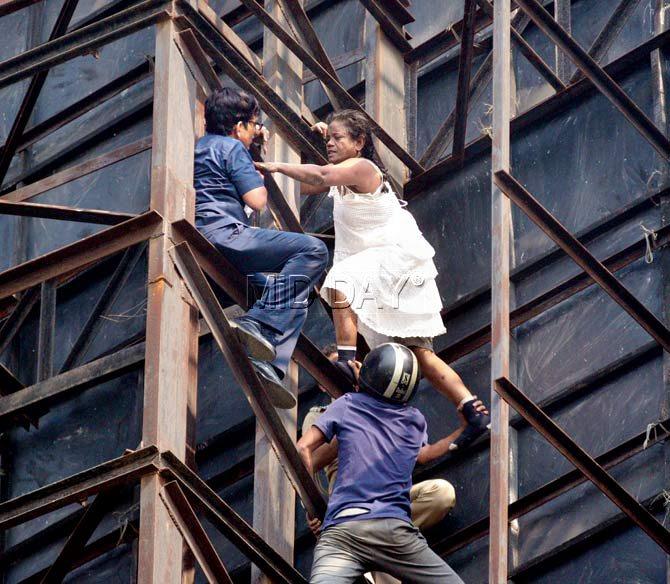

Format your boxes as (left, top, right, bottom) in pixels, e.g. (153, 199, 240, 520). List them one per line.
(309, 518, 464, 584)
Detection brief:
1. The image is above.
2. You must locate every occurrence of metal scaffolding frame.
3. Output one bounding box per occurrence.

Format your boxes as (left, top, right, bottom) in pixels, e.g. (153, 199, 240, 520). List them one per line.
(0, 0, 667, 581)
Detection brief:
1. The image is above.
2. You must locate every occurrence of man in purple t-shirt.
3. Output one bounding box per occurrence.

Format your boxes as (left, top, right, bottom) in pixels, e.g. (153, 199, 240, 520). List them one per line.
(297, 343, 464, 584)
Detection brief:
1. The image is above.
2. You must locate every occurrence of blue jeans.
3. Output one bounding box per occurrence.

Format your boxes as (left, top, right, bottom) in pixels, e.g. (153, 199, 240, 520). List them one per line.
(204, 223, 328, 376)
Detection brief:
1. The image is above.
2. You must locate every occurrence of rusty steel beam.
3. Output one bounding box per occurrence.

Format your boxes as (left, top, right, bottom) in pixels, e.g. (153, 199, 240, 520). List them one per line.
(0, 287, 39, 355)
(364, 0, 414, 26)
(0, 0, 80, 185)
(0, 362, 22, 395)
(553, 0, 571, 82)
(14, 60, 153, 154)
(195, 0, 262, 73)
(280, 0, 340, 79)
(489, 0, 513, 579)
(0, 342, 145, 428)
(159, 481, 234, 584)
(433, 411, 670, 556)
(406, 4, 492, 66)
(230, 0, 424, 174)
(476, 0, 564, 91)
(439, 222, 670, 364)
(0, 0, 169, 90)
(170, 242, 327, 519)
(494, 376, 670, 555)
(0, 0, 40, 17)
(40, 489, 118, 584)
(510, 493, 664, 580)
(1, 136, 152, 203)
(16, 515, 138, 584)
(0, 446, 158, 531)
(357, 0, 412, 53)
(569, 0, 642, 85)
(408, 28, 670, 197)
(511, 23, 565, 91)
(160, 451, 309, 584)
(418, 9, 531, 167)
(59, 243, 146, 373)
(178, 1, 326, 163)
(0, 509, 87, 570)
(69, 0, 141, 30)
(0, 200, 136, 225)
(0, 295, 38, 430)
(174, 27, 222, 95)
(494, 170, 670, 353)
(302, 48, 365, 85)
(0, 211, 162, 301)
(452, 0, 478, 161)
(3, 101, 152, 194)
(170, 219, 352, 398)
(36, 280, 56, 382)
(514, 0, 670, 159)
(279, 0, 343, 109)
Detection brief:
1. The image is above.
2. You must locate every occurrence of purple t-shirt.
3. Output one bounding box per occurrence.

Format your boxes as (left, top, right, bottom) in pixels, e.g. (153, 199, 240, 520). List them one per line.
(313, 391, 428, 531)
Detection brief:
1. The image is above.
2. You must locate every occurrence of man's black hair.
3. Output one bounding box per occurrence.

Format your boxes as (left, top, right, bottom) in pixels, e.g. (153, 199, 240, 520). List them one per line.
(205, 87, 260, 136)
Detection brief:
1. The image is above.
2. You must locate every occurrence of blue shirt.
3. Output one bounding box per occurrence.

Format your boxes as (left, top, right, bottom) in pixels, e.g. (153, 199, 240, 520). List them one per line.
(313, 392, 428, 530)
(194, 134, 264, 235)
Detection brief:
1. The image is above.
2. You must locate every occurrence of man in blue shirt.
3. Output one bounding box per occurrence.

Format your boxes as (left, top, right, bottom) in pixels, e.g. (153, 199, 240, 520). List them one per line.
(194, 88, 328, 408)
(297, 343, 464, 583)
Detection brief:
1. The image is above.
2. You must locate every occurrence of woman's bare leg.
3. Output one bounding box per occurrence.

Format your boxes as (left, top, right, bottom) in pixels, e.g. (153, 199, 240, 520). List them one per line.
(412, 348, 471, 406)
(412, 347, 490, 450)
(329, 288, 358, 349)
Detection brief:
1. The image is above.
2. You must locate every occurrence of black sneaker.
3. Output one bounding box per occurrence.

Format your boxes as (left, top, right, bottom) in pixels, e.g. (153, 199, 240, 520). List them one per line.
(250, 358, 296, 409)
(449, 397, 491, 451)
(230, 315, 277, 362)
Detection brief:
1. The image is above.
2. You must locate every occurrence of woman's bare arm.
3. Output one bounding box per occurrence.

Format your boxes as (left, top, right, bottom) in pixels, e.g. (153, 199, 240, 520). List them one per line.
(256, 159, 380, 193)
(300, 182, 330, 196)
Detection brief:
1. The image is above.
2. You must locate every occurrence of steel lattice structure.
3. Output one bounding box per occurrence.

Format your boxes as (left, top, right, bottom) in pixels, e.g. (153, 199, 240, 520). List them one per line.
(0, 0, 668, 582)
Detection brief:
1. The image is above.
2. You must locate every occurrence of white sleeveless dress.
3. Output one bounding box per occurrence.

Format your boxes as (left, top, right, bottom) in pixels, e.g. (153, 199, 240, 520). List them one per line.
(320, 160, 446, 341)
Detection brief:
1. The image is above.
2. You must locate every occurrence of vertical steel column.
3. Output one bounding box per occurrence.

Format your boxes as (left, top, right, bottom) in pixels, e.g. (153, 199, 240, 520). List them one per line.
(251, 3, 303, 582)
(364, 8, 409, 189)
(405, 60, 418, 158)
(490, 0, 512, 582)
(36, 280, 56, 382)
(554, 0, 571, 83)
(652, 0, 670, 581)
(137, 11, 200, 584)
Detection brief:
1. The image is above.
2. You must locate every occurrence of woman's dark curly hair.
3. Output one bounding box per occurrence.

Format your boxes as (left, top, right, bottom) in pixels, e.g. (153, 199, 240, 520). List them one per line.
(327, 109, 389, 187)
(205, 87, 260, 136)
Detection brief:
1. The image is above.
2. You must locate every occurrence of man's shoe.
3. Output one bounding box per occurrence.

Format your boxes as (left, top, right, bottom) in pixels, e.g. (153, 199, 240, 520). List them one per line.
(449, 397, 491, 451)
(250, 358, 296, 409)
(230, 316, 277, 362)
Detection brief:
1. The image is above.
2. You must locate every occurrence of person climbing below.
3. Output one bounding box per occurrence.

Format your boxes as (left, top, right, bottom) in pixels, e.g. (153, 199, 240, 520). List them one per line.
(297, 343, 465, 584)
(302, 344, 487, 584)
(194, 87, 328, 409)
(255, 109, 490, 449)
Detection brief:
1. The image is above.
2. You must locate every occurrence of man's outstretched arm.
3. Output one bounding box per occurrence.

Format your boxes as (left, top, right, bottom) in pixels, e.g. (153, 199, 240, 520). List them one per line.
(416, 399, 488, 465)
(416, 427, 464, 465)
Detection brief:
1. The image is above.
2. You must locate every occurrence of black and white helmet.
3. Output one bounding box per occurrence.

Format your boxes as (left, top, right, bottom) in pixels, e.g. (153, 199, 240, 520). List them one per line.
(359, 343, 421, 404)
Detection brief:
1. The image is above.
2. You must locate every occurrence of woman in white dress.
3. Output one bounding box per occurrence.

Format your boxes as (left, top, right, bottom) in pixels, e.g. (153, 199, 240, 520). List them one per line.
(255, 110, 489, 449)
